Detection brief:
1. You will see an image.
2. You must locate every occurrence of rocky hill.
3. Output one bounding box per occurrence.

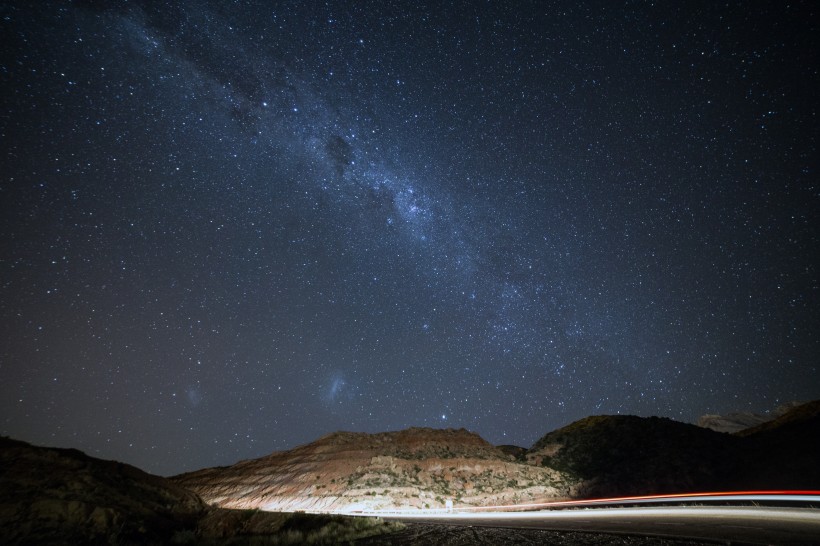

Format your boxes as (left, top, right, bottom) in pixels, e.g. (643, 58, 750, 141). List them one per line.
(735, 399, 819, 438)
(696, 412, 771, 434)
(731, 399, 820, 490)
(172, 427, 574, 512)
(697, 400, 804, 433)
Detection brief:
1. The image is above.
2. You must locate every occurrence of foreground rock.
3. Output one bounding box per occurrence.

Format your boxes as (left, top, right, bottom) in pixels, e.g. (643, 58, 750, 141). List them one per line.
(173, 427, 573, 512)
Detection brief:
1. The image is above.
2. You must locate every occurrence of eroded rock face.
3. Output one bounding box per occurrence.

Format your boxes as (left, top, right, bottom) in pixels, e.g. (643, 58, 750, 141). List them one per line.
(172, 427, 574, 512)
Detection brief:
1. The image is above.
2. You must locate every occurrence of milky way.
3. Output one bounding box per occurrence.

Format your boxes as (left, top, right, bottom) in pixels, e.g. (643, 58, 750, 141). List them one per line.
(1, 1, 817, 475)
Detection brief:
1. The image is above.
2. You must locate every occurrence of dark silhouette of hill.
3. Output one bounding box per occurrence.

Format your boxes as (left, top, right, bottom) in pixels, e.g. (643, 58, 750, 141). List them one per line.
(527, 400, 820, 498)
(732, 400, 820, 490)
(527, 415, 738, 497)
(0, 436, 205, 544)
(736, 399, 820, 437)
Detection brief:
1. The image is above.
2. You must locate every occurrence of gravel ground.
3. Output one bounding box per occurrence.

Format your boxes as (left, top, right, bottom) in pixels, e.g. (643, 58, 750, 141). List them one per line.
(354, 522, 719, 545)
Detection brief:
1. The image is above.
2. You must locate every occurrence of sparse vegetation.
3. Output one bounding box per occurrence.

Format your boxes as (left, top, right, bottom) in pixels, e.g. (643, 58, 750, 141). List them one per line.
(267, 514, 403, 545)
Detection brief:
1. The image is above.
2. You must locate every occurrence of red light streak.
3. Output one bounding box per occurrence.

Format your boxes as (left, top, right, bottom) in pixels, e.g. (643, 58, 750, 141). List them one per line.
(455, 490, 820, 512)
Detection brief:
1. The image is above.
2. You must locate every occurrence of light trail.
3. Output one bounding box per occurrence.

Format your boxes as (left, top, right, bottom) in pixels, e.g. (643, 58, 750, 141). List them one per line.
(454, 489, 820, 512)
(368, 502, 820, 544)
(378, 506, 820, 522)
(343, 491, 820, 516)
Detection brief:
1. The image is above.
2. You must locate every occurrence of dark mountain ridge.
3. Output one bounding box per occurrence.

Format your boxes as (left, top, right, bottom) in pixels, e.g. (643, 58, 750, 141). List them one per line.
(527, 400, 820, 498)
(0, 436, 205, 544)
(173, 400, 820, 510)
(2, 400, 818, 543)
(526, 415, 738, 497)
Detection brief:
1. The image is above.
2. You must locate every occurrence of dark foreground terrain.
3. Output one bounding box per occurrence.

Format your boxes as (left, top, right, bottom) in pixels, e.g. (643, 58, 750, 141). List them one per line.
(355, 522, 715, 545)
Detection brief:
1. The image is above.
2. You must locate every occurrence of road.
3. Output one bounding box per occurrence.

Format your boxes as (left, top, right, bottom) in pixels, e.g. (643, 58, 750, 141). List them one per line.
(376, 504, 820, 545)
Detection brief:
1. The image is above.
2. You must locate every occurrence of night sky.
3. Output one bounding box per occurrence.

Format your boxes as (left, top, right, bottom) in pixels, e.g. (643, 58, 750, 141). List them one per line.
(1, 1, 818, 476)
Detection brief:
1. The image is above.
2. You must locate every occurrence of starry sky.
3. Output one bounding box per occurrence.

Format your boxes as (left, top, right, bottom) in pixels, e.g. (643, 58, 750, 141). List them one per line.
(1, 1, 818, 476)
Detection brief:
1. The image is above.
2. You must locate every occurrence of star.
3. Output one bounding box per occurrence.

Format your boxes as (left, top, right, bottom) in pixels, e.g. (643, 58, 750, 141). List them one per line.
(0, 1, 816, 475)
